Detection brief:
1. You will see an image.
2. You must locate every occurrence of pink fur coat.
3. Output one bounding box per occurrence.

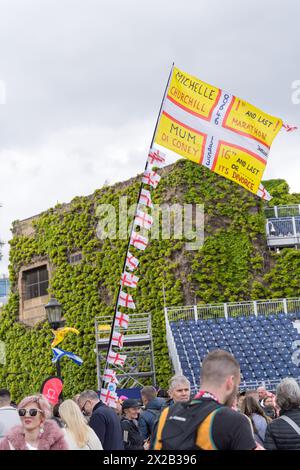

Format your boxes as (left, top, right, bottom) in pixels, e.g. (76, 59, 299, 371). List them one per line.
(0, 419, 68, 450)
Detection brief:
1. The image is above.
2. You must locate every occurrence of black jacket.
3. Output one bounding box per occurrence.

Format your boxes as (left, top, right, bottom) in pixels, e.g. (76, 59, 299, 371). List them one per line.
(121, 417, 145, 450)
(139, 398, 166, 440)
(89, 401, 124, 450)
(264, 408, 300, 450)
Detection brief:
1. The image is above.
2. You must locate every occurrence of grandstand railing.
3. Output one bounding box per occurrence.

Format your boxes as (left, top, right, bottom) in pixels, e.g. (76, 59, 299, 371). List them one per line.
(265, 205, 300, 219)
(166, 297, 300, 323)
(164, 307, 182, 375)
(189, 377, 300, 396)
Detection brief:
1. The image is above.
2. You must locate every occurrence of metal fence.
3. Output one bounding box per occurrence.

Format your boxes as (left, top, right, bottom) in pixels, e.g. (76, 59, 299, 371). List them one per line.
(189, 378, 295, 395)
(166, 306, 197, 324)
(266, 217, 299, 237)
(166, 298, 300, 323)
(164, 308, 182, 375)
(265, 205, 300, 218)
(95, 312, 151, 343)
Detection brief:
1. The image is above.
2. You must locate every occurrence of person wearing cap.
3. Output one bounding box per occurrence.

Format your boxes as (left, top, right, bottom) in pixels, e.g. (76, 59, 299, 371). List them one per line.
(121, 399, 149, 450)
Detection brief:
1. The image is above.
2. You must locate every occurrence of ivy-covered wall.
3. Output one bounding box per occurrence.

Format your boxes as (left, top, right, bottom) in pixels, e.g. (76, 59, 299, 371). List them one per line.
(0, 160, 299, 401)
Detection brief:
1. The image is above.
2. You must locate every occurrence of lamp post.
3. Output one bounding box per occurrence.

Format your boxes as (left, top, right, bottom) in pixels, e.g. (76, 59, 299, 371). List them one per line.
(45, 297, 64, 379)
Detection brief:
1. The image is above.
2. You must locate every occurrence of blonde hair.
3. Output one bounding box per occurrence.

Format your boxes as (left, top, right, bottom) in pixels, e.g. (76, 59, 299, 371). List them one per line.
(59, 399, 90, 448)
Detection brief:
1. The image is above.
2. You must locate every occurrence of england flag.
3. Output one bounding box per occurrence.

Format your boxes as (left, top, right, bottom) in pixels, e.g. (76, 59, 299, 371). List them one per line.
(107, 350, 127, 366)
(130, 231, 148, 251)
(139, 188, 153, 209)
(142, 170, 161, 189)
(148, 148, 166, 168)
(134, 210, 153, 230)
(126, 252, 139, 271)
(115, 311, 129, 329)
(120, 271, 139, 288)
(111, 330, 124, 349)
(118, 291, 136, 309)
(103, 368, 119, 384)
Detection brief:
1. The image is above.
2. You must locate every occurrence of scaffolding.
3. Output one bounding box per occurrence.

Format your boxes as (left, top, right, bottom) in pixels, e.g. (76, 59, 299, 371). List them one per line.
(95, 312, 156, 390)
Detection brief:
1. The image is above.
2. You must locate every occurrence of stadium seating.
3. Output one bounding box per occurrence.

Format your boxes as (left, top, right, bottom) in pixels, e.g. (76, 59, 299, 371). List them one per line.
(170, 314, 300, 389)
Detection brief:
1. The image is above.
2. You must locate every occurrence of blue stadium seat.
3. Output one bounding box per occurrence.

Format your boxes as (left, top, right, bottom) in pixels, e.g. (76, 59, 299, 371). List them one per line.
(289, 366, 300, 376)
(255, 370, 265, 379)
(248, 315, 257, 322)
(267, 370, 279, 379)
(172, 310, 300, 387)
(278, 368, 289, 377)
(207, 346, 218, 352)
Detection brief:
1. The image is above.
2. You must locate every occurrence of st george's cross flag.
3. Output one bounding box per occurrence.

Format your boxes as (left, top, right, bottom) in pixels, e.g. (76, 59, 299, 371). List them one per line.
(111, 331, 124, 349)
(142, 170, 161, 189)
(120, 271, 139, 288)
(118, 291, 136, 309)
(154, 65, 290, 196)
(115, 311, 129, 329)
(126, 252, 139, 271)
(107, 350, 127, 366)
(130, 231, 148, 251)
(103, 369, 119, 384)
(134, 209, 153, 230)
(139, 188, 153, 209)
(256, 183, 272, 201)
(147, 148, 166, 168)
(100, 388, 117, 407)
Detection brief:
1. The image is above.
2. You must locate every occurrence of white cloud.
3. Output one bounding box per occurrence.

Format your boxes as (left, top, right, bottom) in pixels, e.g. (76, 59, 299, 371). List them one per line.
(0, 0, 299, 273)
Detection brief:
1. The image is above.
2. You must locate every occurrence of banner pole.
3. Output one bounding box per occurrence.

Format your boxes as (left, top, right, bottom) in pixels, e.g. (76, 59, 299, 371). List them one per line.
(101, 63, 174, 389)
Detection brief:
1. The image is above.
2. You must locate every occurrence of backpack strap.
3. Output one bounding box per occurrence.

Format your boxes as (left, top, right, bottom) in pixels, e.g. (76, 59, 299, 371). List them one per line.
(280, 415, 300, 435)
(153, 407, 170, 450)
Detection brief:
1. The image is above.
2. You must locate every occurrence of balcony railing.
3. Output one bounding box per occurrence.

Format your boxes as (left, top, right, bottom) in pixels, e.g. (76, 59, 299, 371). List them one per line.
(265, 205, 300, 218)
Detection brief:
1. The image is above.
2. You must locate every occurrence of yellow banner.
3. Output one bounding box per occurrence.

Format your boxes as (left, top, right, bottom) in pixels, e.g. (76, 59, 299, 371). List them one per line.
(168, 67, 221, 120)
(155, 112, 206, 164)
(154, 65, 283, 195)
(223, 97, 282, 148)
(212, 141, 266, 193)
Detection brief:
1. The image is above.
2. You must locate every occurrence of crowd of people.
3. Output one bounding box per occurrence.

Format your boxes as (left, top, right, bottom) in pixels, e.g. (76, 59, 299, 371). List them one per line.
(1, 349, 300, 450)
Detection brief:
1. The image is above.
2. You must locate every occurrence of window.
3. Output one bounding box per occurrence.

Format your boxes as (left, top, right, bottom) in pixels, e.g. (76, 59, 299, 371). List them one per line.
(0, 278, 9, 297)
(24, 266, 49, 300)
(69, 253, 82, 265)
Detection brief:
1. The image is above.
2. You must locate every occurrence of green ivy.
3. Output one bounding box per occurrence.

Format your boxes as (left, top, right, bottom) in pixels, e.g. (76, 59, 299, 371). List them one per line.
(0, 159, 299, 401)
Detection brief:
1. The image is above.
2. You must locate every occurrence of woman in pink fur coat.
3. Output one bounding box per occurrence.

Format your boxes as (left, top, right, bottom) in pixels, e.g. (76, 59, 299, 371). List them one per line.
(0, 395, 68, 450)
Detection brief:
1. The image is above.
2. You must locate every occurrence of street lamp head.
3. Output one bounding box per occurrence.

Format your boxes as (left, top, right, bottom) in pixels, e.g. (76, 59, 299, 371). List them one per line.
(45, 297, 63, 330)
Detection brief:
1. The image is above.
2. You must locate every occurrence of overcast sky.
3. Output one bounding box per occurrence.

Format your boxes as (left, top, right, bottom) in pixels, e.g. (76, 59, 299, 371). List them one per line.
(0, 0, 299, 274)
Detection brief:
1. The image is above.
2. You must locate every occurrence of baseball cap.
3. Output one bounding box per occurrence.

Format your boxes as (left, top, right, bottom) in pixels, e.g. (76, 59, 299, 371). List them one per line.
(122, 398, 142, 410)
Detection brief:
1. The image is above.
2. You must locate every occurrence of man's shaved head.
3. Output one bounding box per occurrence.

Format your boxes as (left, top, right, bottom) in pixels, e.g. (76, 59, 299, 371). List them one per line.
(201, 349, 240, 386)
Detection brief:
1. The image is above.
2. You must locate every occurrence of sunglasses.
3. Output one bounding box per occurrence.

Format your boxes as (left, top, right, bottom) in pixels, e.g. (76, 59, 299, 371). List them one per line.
(18, 408, 43, 417)
(80, 400, 90, 415)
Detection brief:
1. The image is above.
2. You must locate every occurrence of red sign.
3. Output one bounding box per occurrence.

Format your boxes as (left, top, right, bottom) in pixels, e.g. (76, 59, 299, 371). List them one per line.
(40, 376, 63, 405)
